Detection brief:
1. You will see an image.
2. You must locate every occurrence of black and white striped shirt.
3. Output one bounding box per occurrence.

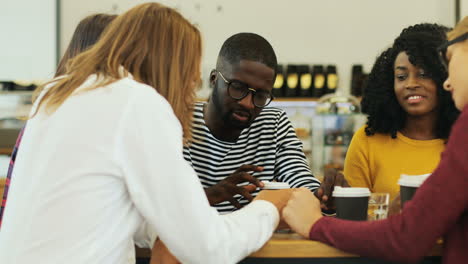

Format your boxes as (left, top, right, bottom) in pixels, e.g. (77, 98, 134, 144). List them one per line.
(183, 102, 321, 213)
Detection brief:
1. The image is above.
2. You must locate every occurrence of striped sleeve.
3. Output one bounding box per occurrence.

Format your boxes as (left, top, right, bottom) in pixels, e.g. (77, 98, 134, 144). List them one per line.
(274, 111, 321, 190)
(184, 104, 321, 213)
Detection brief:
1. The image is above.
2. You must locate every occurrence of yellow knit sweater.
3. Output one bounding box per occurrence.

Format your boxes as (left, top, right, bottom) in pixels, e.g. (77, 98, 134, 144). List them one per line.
(344, 126, 445, 199)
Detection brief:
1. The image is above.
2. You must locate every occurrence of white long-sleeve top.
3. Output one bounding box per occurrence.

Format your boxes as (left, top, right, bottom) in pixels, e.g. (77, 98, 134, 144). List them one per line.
(0, 75, 279, 264)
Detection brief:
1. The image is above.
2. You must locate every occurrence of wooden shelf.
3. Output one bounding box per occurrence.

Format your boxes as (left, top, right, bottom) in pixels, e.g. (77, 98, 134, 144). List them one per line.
(196, 97, 319, 103)
(0, 148, 13, 155)
(0, 91, 33, 96)
(270, 99, 318, 108)
(273, 97, 318, 102)
(273, 96, 363, 102)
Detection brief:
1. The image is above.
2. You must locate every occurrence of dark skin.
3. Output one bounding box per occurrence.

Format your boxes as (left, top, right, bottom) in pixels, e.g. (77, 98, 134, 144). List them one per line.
(149, 60, 350, 264)
(204, 164, 264, 208)
(203, 59, 348, 210)
(394, 52, 439, 140)
(388, 52, 440, 213)
(204, 60, 270, 142)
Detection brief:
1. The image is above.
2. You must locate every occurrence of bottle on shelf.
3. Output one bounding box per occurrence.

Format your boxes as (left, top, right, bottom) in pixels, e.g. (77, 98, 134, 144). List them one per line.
(325, 65, 338, 95)
(351, 64, 364, 97)
(285, 64, 299, 97)
(298, 65, 312, 97)
(13, 80, 36, 91)
(272, 64, 285, 98)
(312, 65, 325, 98)
(0, 81, 15, 91)
(360, 73, 369, 97)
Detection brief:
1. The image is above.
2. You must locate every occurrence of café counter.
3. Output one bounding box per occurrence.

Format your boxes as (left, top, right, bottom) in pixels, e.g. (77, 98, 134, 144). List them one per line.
(136, 232, 442, 264)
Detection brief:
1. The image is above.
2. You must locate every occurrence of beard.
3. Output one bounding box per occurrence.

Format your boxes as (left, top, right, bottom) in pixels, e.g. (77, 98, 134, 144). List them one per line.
(222, 111, 252, 129)
(212, 86, 253, 129)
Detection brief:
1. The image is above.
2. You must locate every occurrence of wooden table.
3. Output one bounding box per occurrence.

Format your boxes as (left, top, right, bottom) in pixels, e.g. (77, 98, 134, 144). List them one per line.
(240, 232, 442, 264)
(136, 232, 442, 264)
(249, 232, 356, 258)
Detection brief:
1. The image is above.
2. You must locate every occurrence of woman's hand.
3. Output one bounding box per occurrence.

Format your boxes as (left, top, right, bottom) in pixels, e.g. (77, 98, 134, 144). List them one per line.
(283, 188, 323, 238)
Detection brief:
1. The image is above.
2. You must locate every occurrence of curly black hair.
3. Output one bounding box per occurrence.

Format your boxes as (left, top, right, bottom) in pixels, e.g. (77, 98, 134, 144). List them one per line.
(362, 23, 460, 139)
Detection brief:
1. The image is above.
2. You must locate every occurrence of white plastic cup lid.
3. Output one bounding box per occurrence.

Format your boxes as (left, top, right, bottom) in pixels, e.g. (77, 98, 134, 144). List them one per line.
(332, 186, 371, 197)
(261, 181, 290, 190)
(398, 173, 431, 188)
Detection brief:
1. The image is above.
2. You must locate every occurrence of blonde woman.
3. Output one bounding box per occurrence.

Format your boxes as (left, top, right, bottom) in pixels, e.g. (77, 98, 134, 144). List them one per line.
(0, 3, 291, 264)
(0, 13, 117, 229)
(284, 17, 468, 264)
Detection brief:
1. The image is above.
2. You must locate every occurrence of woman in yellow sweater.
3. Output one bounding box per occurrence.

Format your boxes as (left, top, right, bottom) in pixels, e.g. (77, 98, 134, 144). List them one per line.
(344, 23, 459, 199)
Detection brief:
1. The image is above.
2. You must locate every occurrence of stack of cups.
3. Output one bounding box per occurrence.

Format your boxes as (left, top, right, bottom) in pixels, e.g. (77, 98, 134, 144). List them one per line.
(398, 174, 430, 207)
(332, 187, 371, 221)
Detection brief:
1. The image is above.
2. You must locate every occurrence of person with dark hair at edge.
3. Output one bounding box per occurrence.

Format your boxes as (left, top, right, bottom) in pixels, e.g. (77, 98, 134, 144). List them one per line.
(55, 14, 117, 76)
(283, 17, 468, 264)
(0, 13, 117, 229)
(344, 23, 459, 206)
(182, 32, 348, 214)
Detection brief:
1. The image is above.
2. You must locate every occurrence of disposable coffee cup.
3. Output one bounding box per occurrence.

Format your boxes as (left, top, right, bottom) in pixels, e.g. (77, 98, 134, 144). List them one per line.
(398, 174, 430, 206)
(332, 187, 371, 221)
(261, 181, 290, 190)
(260, 181, 291, 233)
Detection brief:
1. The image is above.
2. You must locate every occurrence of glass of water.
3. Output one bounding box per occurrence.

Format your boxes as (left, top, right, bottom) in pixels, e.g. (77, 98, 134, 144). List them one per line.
(368, 193, 390, 221)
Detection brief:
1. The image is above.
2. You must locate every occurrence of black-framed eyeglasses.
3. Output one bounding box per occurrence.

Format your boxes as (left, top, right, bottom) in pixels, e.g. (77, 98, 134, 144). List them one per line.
(437, 32, 468, 71)
(216, 70, 274, 108)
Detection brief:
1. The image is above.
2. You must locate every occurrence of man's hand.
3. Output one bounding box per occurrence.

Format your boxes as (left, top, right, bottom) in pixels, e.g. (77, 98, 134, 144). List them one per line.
(283, 188, 323, 238)
(314, 168, 350, 210)
(205, 165, 264, 208)
(150, 239, 180, 264)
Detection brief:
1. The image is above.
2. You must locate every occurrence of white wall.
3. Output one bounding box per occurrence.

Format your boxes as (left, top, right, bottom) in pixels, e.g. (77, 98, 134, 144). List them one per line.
(60, 0, 456, 94)
(59, 0, 139, 55)
(0, 0, 57, 81)
(461, 0, 468, 21)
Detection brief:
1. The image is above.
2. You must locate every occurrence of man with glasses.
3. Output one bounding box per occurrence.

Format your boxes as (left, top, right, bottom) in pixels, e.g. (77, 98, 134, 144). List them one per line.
(183, 33, 346, 213)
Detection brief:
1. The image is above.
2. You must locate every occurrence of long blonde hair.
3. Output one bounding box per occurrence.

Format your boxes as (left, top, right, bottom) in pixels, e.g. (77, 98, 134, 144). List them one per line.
(448, 16, 468, 40)
(33, 3, 202, 142)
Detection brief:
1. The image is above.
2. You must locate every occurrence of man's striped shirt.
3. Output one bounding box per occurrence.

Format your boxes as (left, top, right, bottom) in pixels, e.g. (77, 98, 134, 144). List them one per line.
(183, 102, 321, 214)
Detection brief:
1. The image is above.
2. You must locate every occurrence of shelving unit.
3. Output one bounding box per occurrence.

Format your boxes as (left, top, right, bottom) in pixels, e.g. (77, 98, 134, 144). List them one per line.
(0, 90, 33, 120)
(273, 97, 318, 102)
(271, 98, 318, 108)
(268, 96, 366, 177)
(0, 91, 34, 96)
